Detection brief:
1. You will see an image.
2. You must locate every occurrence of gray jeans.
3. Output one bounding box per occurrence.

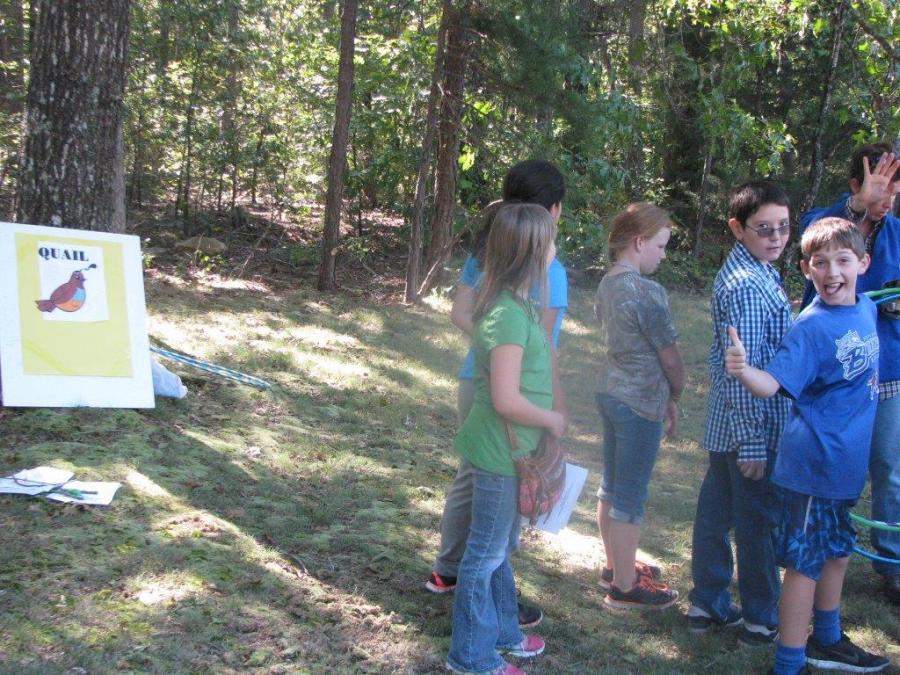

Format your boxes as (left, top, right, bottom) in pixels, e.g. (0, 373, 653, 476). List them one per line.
(434, 379, 476, 577)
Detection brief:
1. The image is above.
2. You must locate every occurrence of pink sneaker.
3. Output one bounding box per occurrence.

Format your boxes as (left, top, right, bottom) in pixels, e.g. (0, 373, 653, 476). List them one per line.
(498, 634, 545, 658)
(492, 664, 526, 675)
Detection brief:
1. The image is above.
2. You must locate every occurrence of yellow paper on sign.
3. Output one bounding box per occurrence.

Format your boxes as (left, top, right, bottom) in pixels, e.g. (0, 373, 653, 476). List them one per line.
(16, 232, 133, 377)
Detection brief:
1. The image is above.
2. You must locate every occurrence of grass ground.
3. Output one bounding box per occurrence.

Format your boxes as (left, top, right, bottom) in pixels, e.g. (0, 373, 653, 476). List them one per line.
(0, 217, 897, 674)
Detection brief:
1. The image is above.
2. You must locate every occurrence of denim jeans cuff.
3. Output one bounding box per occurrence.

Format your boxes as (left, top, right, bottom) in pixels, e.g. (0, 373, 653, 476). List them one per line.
(609, 505, 643, 525)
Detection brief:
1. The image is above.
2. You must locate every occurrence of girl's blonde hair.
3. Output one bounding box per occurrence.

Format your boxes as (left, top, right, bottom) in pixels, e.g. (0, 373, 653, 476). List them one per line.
(473, 202, 556, 321)
(607, 202, 673, 261)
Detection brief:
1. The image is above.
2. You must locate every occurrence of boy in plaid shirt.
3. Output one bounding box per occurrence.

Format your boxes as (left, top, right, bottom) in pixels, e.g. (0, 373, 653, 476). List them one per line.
(687, 182, 792, 646)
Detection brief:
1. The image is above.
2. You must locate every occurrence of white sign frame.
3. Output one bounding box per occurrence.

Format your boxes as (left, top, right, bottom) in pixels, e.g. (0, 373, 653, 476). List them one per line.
(0, 222, 154, 408)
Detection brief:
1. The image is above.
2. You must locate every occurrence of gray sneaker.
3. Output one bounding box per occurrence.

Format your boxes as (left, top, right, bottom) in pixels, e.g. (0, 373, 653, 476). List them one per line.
(686, 603, 743, 634)
(737, 623, 778, 648)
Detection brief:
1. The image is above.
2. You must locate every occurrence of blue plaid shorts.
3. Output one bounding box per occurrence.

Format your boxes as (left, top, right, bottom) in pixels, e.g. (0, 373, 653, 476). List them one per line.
(772, 487, 856, 581)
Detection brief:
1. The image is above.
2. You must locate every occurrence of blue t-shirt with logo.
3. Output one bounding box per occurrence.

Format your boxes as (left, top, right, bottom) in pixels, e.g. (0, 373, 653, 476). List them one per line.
(766, 295, 879, 500)
(457, 255, 568, 379)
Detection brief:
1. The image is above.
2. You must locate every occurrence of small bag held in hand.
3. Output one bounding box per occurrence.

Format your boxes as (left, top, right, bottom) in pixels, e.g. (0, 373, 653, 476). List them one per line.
(505, 422, 566, 524)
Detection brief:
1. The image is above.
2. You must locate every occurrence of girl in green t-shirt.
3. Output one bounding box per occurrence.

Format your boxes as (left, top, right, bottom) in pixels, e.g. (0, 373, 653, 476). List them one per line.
(447, 203, 565, 674)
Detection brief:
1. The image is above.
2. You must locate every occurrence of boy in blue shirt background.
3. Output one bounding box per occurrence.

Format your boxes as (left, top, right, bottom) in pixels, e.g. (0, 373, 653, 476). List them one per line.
(800, 145, 900, 605)
(688, 182, 792, 646)
(726, 218, 889, 675)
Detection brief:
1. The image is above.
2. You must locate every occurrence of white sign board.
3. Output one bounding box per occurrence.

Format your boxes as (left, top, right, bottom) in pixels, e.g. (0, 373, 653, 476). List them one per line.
(0, 222, 154, 408)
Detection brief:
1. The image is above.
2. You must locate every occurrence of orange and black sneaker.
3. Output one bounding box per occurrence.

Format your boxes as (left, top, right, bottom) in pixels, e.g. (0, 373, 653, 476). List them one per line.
(603, 575, 678, 610)
(598, 560, 662, 590)
(425, 571, 457, 594)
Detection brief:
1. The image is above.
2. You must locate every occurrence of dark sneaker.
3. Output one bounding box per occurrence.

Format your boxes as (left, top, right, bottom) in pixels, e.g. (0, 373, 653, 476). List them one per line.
(686, 602, 743, 634)
(598, 561, 662, 590)
(445, 660, 525, 674)
(518, 601, 543, 628)
(806, 633, 890, 673)
(883, 573, 900, 605)
(603, 575, 678, 610)
(737, 623, 778, 648)
(426, 571, 457, 594)
(499, 633, 545, 658)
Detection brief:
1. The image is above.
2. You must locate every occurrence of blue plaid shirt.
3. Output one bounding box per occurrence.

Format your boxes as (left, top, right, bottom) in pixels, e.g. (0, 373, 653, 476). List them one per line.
(702, 243, 792, 461)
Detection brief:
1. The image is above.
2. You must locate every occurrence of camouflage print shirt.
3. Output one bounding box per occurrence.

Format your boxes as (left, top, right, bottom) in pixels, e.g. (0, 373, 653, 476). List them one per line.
(595, 271, 678, 422)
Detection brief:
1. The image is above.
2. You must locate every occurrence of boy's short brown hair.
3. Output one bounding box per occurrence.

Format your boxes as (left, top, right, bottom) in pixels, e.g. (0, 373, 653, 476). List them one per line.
(800, 217, 866, 260)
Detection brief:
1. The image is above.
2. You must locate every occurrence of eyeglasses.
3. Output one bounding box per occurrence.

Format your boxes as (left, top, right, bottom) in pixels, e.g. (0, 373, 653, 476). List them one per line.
(746, 221, 790, 238)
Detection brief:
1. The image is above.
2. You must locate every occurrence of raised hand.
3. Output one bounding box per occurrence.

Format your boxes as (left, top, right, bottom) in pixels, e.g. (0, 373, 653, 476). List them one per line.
(851, 152, 900, 214)
(725, 326, 747, 377)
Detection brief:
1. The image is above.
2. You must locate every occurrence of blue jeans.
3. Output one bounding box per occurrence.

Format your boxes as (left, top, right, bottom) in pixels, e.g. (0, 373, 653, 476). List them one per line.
(689, 450, 781, 626)
(596, 393, 664, 524)
(447, 468, 524, 672)
(870, 394, 900, 576)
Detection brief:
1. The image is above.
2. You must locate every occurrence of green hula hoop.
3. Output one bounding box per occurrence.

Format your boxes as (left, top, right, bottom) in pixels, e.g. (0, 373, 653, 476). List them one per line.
(849, 512, 900, 533)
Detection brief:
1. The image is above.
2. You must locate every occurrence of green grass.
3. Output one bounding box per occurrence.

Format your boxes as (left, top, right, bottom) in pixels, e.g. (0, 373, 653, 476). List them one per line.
(1, 268, 897, 674)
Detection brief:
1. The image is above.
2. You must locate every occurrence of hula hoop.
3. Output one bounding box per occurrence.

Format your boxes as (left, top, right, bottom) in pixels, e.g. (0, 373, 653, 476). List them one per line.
(853, 547, 900, 565)
(151, 346, 273, 390)
(863, 288, 900, 299)
(850, 513, 900, 565)
(850, 512, 900, 533)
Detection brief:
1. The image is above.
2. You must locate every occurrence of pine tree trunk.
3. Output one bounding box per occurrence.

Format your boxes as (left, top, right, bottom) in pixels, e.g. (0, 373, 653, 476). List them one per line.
(404, 0, 451, 303)
(317, 0, 359, 291)
(422, 3, 470, 294)
(17, 0, 131, 232)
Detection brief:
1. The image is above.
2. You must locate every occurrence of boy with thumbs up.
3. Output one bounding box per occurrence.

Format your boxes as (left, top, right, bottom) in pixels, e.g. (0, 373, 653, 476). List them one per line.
(727, 217, 888, 675)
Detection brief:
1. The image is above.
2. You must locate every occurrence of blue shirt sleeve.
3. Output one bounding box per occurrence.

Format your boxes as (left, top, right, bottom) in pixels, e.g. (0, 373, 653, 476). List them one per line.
(547, 259, 568, 310)
(460, 255, 481, 288)
(765, 320, 818, 401)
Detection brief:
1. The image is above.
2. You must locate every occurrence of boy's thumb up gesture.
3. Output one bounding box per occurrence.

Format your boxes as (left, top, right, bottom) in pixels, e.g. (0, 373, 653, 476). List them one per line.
(725, 326, 747, 377)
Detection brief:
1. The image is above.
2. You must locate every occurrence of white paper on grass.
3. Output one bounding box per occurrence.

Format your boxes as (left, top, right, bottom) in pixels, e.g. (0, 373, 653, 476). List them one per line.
(524, 462, 589, 534)
(0, 465, 75, 495)
(44, 480, 122, 506)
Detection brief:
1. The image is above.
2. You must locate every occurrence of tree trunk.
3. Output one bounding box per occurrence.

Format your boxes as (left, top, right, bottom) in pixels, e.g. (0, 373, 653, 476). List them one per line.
(0, 0, 24, 115)
(129, 106, 145, 207)
(404, 0, 451, 303)
(627, 0, 646, 96)
(693, 145, 714, 256)
(422, 2, 471, 294)
(179, 69, 199, 234)
(17, 0, 131, 232)
(801, 0, 848, 215)
(250, 121, 269, 205)
(317, 0, 359, 292)
(223, 0, 241, 211)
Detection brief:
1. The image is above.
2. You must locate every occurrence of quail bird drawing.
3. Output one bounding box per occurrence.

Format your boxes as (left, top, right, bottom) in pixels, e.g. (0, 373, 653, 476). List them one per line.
(35, 264, 98, 313)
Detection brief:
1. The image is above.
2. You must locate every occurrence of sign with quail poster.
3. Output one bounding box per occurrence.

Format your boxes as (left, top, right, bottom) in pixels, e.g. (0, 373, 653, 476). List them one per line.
(0, 222, 153, 408)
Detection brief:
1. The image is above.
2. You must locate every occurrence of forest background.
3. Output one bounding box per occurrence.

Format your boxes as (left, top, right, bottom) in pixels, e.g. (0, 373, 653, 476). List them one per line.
(0, 0, 897, 294)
